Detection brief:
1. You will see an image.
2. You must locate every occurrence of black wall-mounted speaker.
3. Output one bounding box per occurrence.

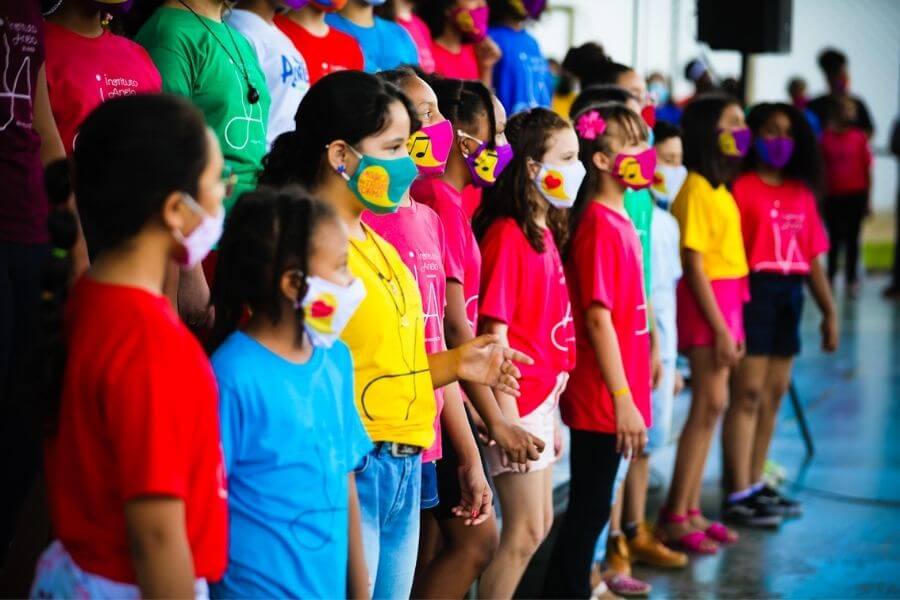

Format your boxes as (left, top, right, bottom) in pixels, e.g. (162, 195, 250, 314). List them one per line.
(697, 0, 793, 54)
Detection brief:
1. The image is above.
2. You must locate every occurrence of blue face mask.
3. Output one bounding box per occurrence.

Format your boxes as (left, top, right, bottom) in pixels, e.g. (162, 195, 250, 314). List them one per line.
(340, 146, 418, 214)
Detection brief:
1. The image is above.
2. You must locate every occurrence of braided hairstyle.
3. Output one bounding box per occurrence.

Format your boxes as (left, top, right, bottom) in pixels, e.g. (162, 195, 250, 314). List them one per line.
(473, 107, 571, 253)
(208, 186, 339, 352)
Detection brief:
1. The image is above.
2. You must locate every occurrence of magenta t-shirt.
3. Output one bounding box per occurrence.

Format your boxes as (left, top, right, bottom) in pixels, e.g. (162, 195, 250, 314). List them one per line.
(397, 14, 435, 74)
(0, 0, 47, 244)
(478, 218, 575, 417)
(820, 127, 871, 195)
(412, 178, 482, 331)
(563, 202, 651, 433)
(431, 42, 480, 80)
(44, 23, 162, 155)
(733, 172, 829, 275)
(362, 201, 448, 462)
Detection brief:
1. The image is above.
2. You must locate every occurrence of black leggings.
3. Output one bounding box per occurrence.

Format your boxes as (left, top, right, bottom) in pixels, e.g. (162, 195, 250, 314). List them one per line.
(823, 192, 868, 285)
(542, 430, 621, 599)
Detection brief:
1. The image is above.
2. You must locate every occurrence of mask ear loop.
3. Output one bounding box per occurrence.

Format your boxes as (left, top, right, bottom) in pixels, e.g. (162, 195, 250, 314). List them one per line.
(327, 142, 359, 181)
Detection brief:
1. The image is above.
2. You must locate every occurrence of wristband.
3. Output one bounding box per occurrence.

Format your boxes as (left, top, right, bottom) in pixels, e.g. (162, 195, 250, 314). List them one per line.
(612, 386, 630, 398)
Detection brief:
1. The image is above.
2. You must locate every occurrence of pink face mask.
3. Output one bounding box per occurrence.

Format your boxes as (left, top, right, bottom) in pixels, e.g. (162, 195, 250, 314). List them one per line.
(407, 119, 453, 177)
(451, 6, 490, 43)
(611, 147, 657, 190)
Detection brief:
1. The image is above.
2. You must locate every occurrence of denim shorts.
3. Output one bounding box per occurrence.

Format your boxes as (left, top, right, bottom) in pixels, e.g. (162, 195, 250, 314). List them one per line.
(421, 461, 439, 509)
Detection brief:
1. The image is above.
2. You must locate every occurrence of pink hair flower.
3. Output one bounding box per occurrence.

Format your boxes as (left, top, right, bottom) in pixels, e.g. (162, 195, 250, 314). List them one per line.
(576, 110, 606, 140)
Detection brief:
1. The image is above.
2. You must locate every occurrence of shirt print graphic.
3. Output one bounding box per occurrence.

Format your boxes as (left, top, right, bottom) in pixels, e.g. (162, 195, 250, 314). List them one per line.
(224, 64, 265, 151)
(512, 51, 549, 113)
(407, 249, 444, 349)
(280, 52, 308, 91)
(550, 264, 575, 352)
(755, 199, 810, 274)
(0, 17, 37, 131)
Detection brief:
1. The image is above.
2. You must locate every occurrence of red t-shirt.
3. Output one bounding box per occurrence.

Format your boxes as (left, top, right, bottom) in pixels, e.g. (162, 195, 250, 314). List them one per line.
(44, 23, 161, 155)
(397, 14, 435, 74)
(462, 185, 482, 220)
(275, 15, 364, 84)
(478, 218, 575, 417)
(45, 278, 227, 584)
(820, 127, 872, 195)
(412, 178, 482, 330)
(563, 202, 651, 433)
(362, 201, 448, 461)
(733, 172, 830, 275)
(431, 41, 480, 80)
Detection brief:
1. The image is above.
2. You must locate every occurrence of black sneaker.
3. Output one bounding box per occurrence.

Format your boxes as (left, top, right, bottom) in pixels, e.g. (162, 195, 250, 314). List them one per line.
(755, 484, 803, 518)
(722, 495, 783, 528)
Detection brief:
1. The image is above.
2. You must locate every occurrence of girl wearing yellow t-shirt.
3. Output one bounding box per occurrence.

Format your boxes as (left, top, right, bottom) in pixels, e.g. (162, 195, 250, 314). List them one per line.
(260, 70, 531, 599)
(661, 95, 750, 554)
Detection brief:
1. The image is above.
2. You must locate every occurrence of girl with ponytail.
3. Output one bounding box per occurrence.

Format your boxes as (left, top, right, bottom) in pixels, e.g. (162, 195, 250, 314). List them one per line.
(31, 94, 228, 599)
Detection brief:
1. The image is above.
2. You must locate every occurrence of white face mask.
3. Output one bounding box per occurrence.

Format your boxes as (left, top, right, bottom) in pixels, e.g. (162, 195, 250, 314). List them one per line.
(650, 164, 688, 208)
(297, 275, 367, 348)
(532, 160, 587, 209)
(176, 194, 224, 269)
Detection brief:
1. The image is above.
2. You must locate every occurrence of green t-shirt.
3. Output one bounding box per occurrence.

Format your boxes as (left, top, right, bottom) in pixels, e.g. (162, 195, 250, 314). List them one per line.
(136, 7, 271, 213)
(625, 187, 654, 296)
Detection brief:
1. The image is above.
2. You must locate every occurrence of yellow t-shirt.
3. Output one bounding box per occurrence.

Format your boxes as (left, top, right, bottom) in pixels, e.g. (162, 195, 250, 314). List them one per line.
(341, 225, 436, 449)
(552, 91, 577, 121)
(671, 172, 749, 281)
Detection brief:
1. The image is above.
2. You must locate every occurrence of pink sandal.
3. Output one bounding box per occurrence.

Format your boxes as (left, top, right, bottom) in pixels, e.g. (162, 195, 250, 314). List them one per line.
(688, 509, 739, 545)
(658, 508, 718, 555)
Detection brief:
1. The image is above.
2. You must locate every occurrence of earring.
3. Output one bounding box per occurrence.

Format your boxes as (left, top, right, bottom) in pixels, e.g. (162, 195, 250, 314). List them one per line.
(336, 163, 350, 182)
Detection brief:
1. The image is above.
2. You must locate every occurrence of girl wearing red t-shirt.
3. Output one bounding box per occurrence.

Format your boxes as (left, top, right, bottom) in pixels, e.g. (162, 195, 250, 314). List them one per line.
(722, 103, 838, 525)
(31, 95, 228, 598)
(543, 102, 655, 599)
(473, 107, 579, 599)
(417, 0, 500, 86)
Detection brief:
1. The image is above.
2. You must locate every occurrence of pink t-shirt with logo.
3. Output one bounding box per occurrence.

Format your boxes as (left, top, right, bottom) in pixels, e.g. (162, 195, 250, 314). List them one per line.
(44, 23, 162, 155)
(563, 202, 651, 433)
(734, 173, 830, 275)
(432, 42, 480, 80)
(362, 201, 447, 462)
(412, 178, 481, 330)
(397, 14, 435, 74)
(478, 218, 575, 417)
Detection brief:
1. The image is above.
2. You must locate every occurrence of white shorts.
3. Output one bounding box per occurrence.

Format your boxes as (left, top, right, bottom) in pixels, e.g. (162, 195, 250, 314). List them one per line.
(30, 540, 209, 600)
(487, 372, 568, 476)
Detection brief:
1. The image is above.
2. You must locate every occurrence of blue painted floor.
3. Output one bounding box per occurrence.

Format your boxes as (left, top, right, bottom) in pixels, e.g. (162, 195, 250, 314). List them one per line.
(523, 275, 900, 599)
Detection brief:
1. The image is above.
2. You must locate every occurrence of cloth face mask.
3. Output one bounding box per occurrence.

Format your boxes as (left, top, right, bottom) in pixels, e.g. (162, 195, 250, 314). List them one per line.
(176, 195, 224, 269)
(342, 146, 419, 214)
(651, 164, 688, 208)
(718, 127, 752, 158)
(611, 147, 657, 190)
(407, 119, 453, 177)
(298, 275, 367, 348)
(755, 136, 795, 170)
(459, 131, 513, 188)
(305, 0, 348, 11)
(532, 160, 587, 208)
(451, 6, 490, 42)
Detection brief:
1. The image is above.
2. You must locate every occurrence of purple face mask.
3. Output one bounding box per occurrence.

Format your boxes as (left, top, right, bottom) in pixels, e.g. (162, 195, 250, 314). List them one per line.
(755, 137, 795, 170)
(460, 131, 513, 188)
(89, 0, 133, 15)
(717, 127, 752, 158)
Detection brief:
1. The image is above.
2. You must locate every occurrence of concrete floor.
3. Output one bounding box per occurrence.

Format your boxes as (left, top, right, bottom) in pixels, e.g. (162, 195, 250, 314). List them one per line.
(520, 275, 900, 599)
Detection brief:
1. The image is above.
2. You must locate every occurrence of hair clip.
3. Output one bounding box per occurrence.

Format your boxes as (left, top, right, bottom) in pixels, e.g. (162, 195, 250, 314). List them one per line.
(575, 110, 607, 140)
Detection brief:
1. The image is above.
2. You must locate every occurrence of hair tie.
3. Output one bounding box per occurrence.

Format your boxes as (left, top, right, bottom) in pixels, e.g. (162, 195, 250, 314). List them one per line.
(575, 110, 607, 140)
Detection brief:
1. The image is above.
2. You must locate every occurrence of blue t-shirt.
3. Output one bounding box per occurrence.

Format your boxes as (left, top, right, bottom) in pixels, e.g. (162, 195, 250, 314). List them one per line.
(489, 25, 551, 114)
(210, 332, 372, 600)
(325, 13, 418, 73)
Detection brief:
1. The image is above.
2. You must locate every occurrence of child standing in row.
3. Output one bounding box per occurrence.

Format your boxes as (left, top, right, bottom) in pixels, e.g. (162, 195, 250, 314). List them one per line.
(475, 107, 578, 599)
(722, 103, 838, 525)
(208, 189, 371, 599)
(543, 102, 653, 599)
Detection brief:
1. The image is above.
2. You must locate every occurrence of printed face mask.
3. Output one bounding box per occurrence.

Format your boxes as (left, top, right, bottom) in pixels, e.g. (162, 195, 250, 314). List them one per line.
(451, 6, 490, 43)
(611, 147, 657, 190)
(532, 160, 586, 209)
(718, 127, 752, 158)
(342, 146, 418, 214)
(459, 131, 513, 188)
(282, 0, 309, 8)
(306, 0, 348, 11)
(176, 195, 224, 269)
(298, 275, 367, 348)
(641, 104, 656, 129)
(755, 136, 794, 170)
(407, 119, 453, 177)
(89, 0, 133, 14)
(651, 164, 688, 208)
(509, 0, 546, 19)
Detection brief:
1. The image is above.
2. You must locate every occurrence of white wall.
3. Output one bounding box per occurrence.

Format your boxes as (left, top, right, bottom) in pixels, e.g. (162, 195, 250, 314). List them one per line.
(531, 0, 900, 211)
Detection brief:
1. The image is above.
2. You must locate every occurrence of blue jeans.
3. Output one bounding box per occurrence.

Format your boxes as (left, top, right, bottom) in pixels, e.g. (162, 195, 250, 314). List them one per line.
(355, 445, 422, 599)
(593, 457, 631, 562)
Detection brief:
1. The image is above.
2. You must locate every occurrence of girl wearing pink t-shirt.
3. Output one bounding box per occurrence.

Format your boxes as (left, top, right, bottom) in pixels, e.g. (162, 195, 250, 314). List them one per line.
(473, 107, 579, 599)
(417, 0, 500, 86)
(543, 103, 655, 599)
(722, 103, 838, 525)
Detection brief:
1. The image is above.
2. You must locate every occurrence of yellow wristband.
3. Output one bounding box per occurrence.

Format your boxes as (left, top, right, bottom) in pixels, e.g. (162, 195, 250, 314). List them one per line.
(612, 386, 630, 398)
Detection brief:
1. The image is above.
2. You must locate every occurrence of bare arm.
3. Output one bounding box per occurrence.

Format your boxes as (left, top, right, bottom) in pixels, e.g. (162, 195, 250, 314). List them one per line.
(585, 304, 647, 457)
(807, 257, 839, 352)
(124, 498, 195, 599)
(426, 334, 531, 393)
(478, 319, 519, 422)
(347, 474, 369, 600)
(33, 64, 65, 165)
(441, 382, 492, 525)
(683, 248, 739, 368)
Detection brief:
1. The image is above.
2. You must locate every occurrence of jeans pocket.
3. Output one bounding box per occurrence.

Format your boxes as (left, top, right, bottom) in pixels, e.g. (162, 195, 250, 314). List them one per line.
(354, 450, 373, 475)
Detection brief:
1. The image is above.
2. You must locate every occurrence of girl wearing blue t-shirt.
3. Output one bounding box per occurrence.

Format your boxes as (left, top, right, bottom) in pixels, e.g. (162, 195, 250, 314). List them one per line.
(208, 187, 372, 599)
